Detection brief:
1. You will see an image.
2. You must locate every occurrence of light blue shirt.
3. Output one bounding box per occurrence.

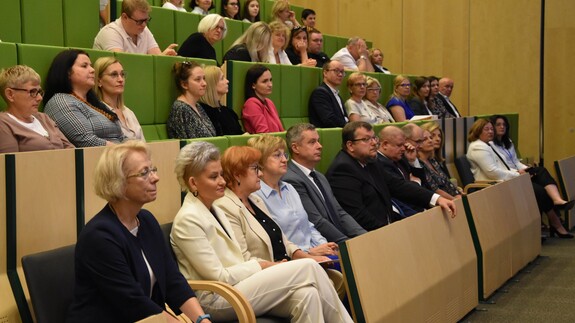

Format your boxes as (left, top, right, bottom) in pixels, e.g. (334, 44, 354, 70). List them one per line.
(255, 181, 328, 252)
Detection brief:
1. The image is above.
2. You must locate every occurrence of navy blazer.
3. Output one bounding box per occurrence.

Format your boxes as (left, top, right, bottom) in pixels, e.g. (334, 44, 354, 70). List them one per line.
(326, 150, 433, 231)
(308, 82, 347, 128)
(67, 205, 195, 323)
(283, 161, 366, 243)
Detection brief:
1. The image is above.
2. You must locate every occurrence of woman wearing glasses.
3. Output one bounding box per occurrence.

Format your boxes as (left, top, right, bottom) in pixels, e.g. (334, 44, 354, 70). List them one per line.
(178, 14, 226, 65)
(344, 72, 375, 123)
(43, 49, 125, 147)
(385, 75, 415, 122)
(94, 57, 145, 141)
(362, 76, 395, 124)
(221, 0, 240, 20)
(0, 65, 73, 153)
(68, 141, 211, 323)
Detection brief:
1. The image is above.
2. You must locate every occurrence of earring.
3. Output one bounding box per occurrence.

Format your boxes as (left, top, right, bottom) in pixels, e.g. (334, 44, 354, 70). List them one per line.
(192, 190, 199, 197)
(237, 180, 241, 186)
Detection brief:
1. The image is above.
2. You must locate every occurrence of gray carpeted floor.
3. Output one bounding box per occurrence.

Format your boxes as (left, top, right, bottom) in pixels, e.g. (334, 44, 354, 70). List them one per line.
(461, 237, 575, 322)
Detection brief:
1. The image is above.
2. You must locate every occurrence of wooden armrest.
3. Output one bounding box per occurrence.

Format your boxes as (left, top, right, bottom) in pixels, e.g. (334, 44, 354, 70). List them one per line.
(188, 280, 256, 323)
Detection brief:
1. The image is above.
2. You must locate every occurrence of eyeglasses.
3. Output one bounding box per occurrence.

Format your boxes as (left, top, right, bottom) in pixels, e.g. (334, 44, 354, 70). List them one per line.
(248, 164, 261, 173)
(128, 15, 152, 25)
(127, 166, 158, 179)
(328, 69, 345, 76)
(10, 87, 44, 98)
(353, 82, 367, 88)
(399, 83, 411, 88)
(366, 87, 381, 92)
(351, 136, 379, 144)
(271, 151, 288, 160)
(103, 71, 127, 79)
(214, 25, 227, 32)
(228, 2, 239, 6)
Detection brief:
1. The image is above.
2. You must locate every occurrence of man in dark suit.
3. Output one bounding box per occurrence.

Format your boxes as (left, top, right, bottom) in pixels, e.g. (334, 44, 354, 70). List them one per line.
(326, 121, 456, 231)
(283, 123, 367, 243)
(437, 77, 461, 118)
(308, 60, 349, 128)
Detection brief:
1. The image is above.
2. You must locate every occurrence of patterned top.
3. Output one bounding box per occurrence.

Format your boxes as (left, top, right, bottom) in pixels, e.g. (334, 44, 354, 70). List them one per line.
(364, 100, 395, 123)
(44, 93, 124, 147)
(422, 157, 460, 196)
(167, 99, 216, 139)
(431, 96, 454, 119)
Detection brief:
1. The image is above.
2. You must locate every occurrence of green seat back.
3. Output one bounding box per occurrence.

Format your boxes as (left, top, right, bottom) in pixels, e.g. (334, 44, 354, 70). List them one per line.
(226, 60, 254, 117)
(17, 44, 65, 93)
(114, 52, 155, 125)
(156, 124, 169, 140)
(21, 0, 64, 46)
(149, 6, 176, 51)
(281, 117, 309, 131)
(188, 136, 230, 152)
(81, 48, 116, 65)
(154, 55, 187, 125)
(317, 127, 342, 174)
(141, 125, 160, 141)
(223, 19, 244, 62)
(336, 36, 348, 51)
(378, 73, 396, 106)
(278, 64, 302, 118)
(0, 42, 18, 110)
(0, 0, 22, 43)
(174, 11, 201, 51)
(63, 0, 99, 48)
(322, 34, 338, 58)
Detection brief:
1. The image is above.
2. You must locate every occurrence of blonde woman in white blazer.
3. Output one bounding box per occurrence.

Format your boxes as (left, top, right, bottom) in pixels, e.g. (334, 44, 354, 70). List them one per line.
(171, 141, 353, 322)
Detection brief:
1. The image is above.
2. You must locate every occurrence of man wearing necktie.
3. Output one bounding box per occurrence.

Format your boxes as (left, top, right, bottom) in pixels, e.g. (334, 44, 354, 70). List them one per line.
(438, 77, 461, 118)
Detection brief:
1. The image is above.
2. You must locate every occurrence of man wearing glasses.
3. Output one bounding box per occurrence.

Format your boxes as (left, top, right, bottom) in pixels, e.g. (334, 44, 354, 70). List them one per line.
(94, 0, 177, 56)
(308, 60, 348, 128)
(326, 121, 456, 231)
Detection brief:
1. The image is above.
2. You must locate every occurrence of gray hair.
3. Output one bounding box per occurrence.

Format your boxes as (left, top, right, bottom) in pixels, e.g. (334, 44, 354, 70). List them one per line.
(198, 14, 227, 39)
(286, 123, 316, 153)
(175, 141, 221, 191)
(402, 123, 420, 140)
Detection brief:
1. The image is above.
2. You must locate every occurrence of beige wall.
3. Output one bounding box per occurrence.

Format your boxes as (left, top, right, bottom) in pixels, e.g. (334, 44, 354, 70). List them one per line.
(290, 0, 575, 165)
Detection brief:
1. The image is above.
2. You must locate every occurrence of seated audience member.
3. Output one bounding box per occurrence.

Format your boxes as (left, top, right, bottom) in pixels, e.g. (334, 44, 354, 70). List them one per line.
(301, 8, 316, 28)
(190, 0, 213, 15)
(326, 121, 456, 231)
(416, 126, 460, 199)
(221, 0, 240, 20)
(44, 49, 125, 147)
(490, 115, 574, 211)
(285, 26, 317, 66)
(199, 65, 243, 136)
(223, 22, 271, 63)
(270, 0, 300, 28)
(67, 141, 210, 323)
(308, 60, 348, 128)
(307, 28, 330, 68)
(94, 57, 145, 141)
(420, 121, 450, 176)
(170, 141, 354, 322)
(242, 64, 284, 134)
(266, 21, 292, 65)
(283, 123, 367, 243)
(377, 126, 426, 216)
(428, 76, 451, 119)
(242, 0, 260, 23)
(331, 37, 374, 72)
(93, 0, 177, 56)
(0, 65, 73, 153)
(437, 77, 461, 117)
(214, 146, 346, 298)
(162, 0, 186, 11)
(178, 14, 226, 64)
(100, 0, 109, 27)
(467, 119, 573, 238)
(344, 72, 373, 123)
(363, 76, 395, 124)
(167, 62, 216, 139)
(386, 75, 415, 122)
(408, 76, 432, 116)
(369, 48, 391, 74)
(248, 135, 339, 257)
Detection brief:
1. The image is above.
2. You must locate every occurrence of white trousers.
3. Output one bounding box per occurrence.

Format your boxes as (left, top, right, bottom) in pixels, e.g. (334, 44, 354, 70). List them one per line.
(202, 258, 352, 322)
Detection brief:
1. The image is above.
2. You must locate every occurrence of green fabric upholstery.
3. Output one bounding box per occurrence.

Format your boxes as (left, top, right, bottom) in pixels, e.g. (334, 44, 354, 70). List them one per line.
(227, 133, 260, 147)
(62, 0, 99, 48)
(148, 6, 176, 51)
(299, 66, 321, 115)
(323, 34, 338, 58)
(80, 48, 116, 65)
(0, 0, 22, 43)
(278, 64, 301, 118)
(378, 73, 395, 106)
(278, 118, 308, 131)
(188, 136, 230, 152)
(336, 36, 348, 52)
(222, 19, 244, 62)
(21, 0, 64, 46)
(317, 127, 343, 174)
(114, 52, 155, 125)
(153, 55, 187, 125)
(226, 60, 254, 117)
(16, 44, 64, 90)
(141, 125, 160, 141)
(0, 42, 18, 110)
(156, 124, 169, 139)
(174, 11, 201, 50)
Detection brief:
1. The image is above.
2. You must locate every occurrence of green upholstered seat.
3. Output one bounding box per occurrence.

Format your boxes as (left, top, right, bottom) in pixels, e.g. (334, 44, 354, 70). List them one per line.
(80, 48, 116, 65)
(16, 44, 65, 91)
(187, 136, 230, 152)
(114, 52, 155, 125)
(148, 6, 176, 51)
(0, 0, 22, 43)
(278, 64, 301, 118)
(0, 42, 18, 109)
(322, 34, 338, 58)
(174, 11, 201, 45)
(378, 73, 395, 106)
(227, 133, 260, 147)
(153, 55, 187, 125)
(222, 19, 244, 63)
(21, 0, 64, 46)
(62, 0, 100, 48)
(141, 125, 160, 141)
(156, 124, 169, 140)
(317, 127, 343, 174)
(226, 60, 254, 117)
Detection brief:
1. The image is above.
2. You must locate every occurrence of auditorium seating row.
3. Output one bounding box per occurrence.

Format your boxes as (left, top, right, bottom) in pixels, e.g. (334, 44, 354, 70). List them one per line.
(554, 156, 575, 230)
(1, 114, 541, 323)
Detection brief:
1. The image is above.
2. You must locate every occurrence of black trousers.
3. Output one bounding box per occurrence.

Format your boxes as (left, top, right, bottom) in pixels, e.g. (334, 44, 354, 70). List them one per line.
(529, 166, 558, 213)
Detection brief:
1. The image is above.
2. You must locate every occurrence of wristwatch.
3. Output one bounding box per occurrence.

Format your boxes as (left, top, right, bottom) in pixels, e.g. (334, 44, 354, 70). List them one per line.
(359, 55, 367, 60)
(196, 313, 211, 323)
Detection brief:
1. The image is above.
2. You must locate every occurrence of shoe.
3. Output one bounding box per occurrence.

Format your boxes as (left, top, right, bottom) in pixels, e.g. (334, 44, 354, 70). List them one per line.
(555, 200, 575, 211)
(549, 226, 574, 239)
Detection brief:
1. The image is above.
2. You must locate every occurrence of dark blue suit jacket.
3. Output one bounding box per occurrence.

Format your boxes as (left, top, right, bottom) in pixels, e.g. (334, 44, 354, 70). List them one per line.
(308, 82, 347, 128)
(67, 205, 195, 323)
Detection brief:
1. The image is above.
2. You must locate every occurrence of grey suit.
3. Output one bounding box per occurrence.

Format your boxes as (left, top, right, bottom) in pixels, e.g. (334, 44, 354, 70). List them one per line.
(283, 161, 367, 243)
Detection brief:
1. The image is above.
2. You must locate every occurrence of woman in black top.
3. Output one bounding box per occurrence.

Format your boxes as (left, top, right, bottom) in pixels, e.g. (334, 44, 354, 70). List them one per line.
(223, 21, 271, 62)
(178, 14, 226, 65)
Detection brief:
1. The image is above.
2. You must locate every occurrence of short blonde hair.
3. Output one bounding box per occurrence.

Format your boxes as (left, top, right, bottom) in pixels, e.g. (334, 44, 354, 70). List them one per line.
(269, 21, 289, 50)
(93, 57, 125, 110)
(247, 135, 287, 166)
(175, 141, 221, 191)
(346, 72, 366, 94)
(93, 141, 150, 202)
(198, 14, 228, 39)
(391, 74, 409, 99)
(221, 146, 261, 190)
(0, 65, 41, 102)
(271, 0, 290, 20)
